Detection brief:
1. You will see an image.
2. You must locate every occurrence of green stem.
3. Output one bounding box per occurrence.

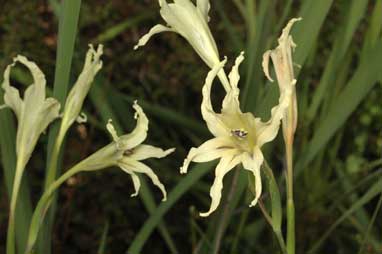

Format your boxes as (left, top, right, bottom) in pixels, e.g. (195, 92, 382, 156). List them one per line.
(25, 164, 80, 254)
(286, 137, 295, 254)
(6, 159, 25, 254)
(44, 127, 65, 189)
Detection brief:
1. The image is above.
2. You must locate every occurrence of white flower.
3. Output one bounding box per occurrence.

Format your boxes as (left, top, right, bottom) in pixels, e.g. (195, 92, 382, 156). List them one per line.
(1, 55, 60, 169)
(75, 101, 174, 201)
(134, 0, 219, 69)
(262, 18, 301, 140)
(180, 52, 292, 217)
(61, 44, 103, 133)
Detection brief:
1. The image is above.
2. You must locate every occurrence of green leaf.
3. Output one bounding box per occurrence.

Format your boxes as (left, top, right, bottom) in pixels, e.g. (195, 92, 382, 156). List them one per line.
(127, 162, 214, 254)
(308, 178, 382, 253)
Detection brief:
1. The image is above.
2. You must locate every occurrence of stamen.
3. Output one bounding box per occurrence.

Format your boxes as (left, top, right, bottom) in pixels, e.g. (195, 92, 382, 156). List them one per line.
(231, 129, 248, 138)
(123, 149, 134, 156)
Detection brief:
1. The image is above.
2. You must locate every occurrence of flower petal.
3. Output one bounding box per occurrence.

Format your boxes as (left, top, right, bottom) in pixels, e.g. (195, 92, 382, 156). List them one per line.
(134, 24, 174, 50)
(197, 0, 210, 22)
(62, 44, 103, 131)
(119, 159, 167, 201)
(242, 148, 264, 207)
(199, 154, 242, 217)
(180, 136, 236, 174)
(119, 101, 149, 150)
(201, 58, 230, 137)
(262, 50, 274, 82)
(222, 51, 245, 114)
(129, 144, 175, 161)
(1, 62, 23, 119)
(255, 84, 293, 147)
(119, 166, 141, 197)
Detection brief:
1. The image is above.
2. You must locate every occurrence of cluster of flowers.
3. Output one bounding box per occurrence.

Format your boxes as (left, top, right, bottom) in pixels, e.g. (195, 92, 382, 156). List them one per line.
(1, 1, 301, 251)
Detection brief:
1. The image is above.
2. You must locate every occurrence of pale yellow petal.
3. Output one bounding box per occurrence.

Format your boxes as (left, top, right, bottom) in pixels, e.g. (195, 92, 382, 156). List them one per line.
(119, 165, 141, 197)
(180, 136, 236, 174)
(262, 50, 274, 82)
(62, 44, 103, 131)
(197, 0, 210, 22)
(106, 119, 120, 143)
(199, 155, 242, 217)
(242, 148, 264, 207)
(222, 52, 245, 114)
(134, 24, 174, 50)
(1, 62, 23, 119)
(129, 144, 175, 161)
(255, 85, 293, 147)
(120, 159, 167, 201)
(118, 101, 149, 150)
(201, 59, 230, 137)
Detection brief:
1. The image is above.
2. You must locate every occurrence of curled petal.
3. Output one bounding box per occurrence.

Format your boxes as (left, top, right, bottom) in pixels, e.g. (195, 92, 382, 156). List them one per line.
(119, 166, 142, 197)
(262, 50, 274, 82)
(180, 137, 236, 174)
(106, 119, 120, 143)
(134, 24, 174, 50)
(222, 52, 245, 114)
(129, 144, 175, 161)
(1, 62, 23, 119)
(119, 159, 167, 201)
(200, 155, 242, 217)
(119, 101, 149, 150)
(242, 148, 264, 207)
(201, 58, 230, 137)
(76, 112, 87, 124)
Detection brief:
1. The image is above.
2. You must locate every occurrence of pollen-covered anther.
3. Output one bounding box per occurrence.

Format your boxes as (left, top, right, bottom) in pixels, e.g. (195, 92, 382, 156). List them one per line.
(231, 129, 248, 139)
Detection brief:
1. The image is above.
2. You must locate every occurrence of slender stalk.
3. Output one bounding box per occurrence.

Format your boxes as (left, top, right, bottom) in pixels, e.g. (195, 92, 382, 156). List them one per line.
(44, 128, 65, 189)
(6, 158, 25, 254)
(285, 128, 295, 254)
(26, 164, 80, 254)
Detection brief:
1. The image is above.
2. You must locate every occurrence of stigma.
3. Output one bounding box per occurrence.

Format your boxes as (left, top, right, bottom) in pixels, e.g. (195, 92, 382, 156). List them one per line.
(231, 129, 248, 139)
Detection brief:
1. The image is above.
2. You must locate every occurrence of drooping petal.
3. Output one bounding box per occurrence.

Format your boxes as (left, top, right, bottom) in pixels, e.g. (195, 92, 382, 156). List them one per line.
(1, 62, 23, 119)
(199, 154, 242, 217)
(119, 159, 167, 201)
(119, 165, 142, 197)
(134, 24, 174, 50)
(129, 144, 175, 161)
(180, 136, 237, 174)
(262, 50, 274, 82)
(242, 148, 264, 207)
(201, 58, 230, 137)
(222, 51, 245, 114)
(118, 101, 149, 150)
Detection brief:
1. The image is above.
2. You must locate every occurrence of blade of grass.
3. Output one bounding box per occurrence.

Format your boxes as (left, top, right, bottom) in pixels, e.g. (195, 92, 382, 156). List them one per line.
(127, 162, 215, 254)
(89, 79, 179, 254)
(358, 192, 382, 254)
(97, 221, 109, 254)
(307, 0, 368, 121)
(308, 177, 382, 253)
(94, 12, 154, 43)
(41, 1, 82, 253)
(296, 41, 382, 175)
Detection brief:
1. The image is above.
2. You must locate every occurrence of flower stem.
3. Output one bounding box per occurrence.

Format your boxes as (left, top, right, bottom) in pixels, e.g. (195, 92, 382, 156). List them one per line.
(26, 165, 80, 254)
(286, 138, 295, 254)
(217, 69, 231, 92)
(6, 158, 25, 254)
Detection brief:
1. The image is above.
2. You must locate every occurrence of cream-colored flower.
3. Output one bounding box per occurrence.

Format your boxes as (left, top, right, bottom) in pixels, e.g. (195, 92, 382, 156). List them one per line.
(1, 55, 60, 169)
(75, 101, 174, 201)
(180, 52, 292, 217)
(61, 44, 103, 134)
(134, 0, 219, 69)
(262, 18, 301, 140)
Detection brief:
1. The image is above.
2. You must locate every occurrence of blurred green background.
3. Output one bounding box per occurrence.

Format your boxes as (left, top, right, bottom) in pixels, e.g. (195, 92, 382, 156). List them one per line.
(0, 0, 382, 253)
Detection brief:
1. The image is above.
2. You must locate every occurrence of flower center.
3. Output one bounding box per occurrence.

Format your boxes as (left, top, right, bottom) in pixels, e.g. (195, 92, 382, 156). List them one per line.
(231, 128, 248, 139)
